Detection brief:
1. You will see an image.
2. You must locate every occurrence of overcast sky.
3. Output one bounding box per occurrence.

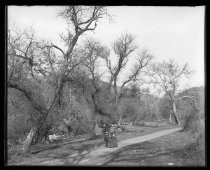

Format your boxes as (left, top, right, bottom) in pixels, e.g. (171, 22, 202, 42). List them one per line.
(8, 6, 205, 92)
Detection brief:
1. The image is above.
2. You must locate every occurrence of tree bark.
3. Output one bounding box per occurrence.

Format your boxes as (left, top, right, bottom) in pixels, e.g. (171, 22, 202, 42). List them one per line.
(169, 114, 172, 123)
(118, 113, 122, 125)
(114, 80, 118, 104)
(22, 127, 38, 153)
(172, 101, 180, 125)
(34, 122, 52, 144)
(8, 82, 51, 153)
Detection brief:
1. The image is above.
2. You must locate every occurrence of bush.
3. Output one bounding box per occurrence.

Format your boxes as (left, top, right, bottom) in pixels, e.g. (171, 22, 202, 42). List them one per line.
(182, 109, 199, 132)
(8, 88, 37, 144)
(118, 98, 146, 124)
(7, 144, 26, 165)
(176, 87, 205, 159)
(182, 108, 205, 158)
(157, 96, 171, 120)
(8, 114, 32, 145)
(74, 118, 93, 135)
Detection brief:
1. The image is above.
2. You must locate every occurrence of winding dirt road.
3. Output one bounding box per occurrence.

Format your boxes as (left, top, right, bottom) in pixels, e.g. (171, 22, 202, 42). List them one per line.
(78, 127, 182, 165)
(17, 127, 182, 166)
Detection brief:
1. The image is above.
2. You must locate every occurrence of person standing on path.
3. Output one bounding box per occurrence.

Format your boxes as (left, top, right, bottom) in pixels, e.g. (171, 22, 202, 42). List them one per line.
(103, 122, 111, 147)
(108, 124, 122, 148)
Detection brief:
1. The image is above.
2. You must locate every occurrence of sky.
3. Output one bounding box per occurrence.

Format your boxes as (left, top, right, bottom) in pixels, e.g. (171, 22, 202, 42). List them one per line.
(8, 6, 205, 92)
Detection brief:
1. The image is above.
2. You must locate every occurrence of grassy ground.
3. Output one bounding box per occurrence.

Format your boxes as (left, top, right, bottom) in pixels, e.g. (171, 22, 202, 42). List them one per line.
(7, 123, 205, 166)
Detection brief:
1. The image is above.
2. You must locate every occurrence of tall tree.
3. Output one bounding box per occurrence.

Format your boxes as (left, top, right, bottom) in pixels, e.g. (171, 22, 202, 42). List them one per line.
(147, 59, 191, 125)
(7, 6, 109, 153)
(81, 38, 114, 132)
(105, 33, 154, 106)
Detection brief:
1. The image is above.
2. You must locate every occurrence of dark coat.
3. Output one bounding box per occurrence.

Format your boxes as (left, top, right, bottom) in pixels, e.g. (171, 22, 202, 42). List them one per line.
(108, 132, 118, 148)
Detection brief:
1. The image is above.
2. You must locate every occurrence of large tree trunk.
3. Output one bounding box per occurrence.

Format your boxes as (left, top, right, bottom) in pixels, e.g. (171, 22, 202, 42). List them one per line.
(34, 122, 52, 144)
(172, 102, 180, 125)
(114, 79, 118, 104)
(22, 95, 58, 153)
(8, 82, 50, 153)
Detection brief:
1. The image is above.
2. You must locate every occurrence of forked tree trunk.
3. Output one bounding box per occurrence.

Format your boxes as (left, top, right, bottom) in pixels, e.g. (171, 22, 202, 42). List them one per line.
(172, 102, 180, 125)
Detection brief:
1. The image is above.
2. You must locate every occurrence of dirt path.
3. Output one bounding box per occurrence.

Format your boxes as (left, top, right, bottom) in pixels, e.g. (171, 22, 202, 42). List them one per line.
(17, 127, 182, 166)
(79, 127, 182, 165)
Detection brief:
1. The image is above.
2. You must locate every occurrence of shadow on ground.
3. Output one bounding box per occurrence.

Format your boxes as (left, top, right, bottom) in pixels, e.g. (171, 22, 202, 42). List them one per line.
(20, 136, 105, 165)
(97, 141, 168, 166)
(96, 140, 204, 166)
(30, 135, 103, 154)
(13, 128, 204, 166)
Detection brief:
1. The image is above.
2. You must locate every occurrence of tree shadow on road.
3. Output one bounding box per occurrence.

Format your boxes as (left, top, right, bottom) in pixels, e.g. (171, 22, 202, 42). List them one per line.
(97, 141, 171, 166)
(25, 137, 106, 165)
(97, 140, 203, 166)
(30, 135, 103, 155)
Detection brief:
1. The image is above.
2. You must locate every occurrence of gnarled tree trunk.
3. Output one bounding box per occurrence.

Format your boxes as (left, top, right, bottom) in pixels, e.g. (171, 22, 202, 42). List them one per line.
(22, 127, 38, 153)
(33, 122, 52, 144)
(8, 81, 51, 153)
(172, 101, 180, 125)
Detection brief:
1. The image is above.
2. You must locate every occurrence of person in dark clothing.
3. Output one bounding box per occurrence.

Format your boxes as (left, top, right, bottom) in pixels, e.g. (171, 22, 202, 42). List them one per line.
(103, 123, 111, 147)
(109, 132, 118, 148)
(108, 124, 119, 148)
(104, 131, 109, 147)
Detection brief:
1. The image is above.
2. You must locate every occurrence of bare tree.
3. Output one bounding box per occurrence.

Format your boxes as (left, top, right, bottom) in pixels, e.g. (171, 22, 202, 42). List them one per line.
(105, 33, 153, 106)
(7, 6, 109, 153)
(103, 33, 154, 125)
(147, 59, 191, 125)
(81, 38, 114, 134)
(105, 33, 137, 103)
(118, 49, 153, 100)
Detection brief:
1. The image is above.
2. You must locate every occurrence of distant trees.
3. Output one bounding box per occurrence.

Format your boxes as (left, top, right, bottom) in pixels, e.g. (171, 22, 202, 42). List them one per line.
(130, 83, 141, 98)
(147, 59, 191, 125)
(157, 95, 172, 121)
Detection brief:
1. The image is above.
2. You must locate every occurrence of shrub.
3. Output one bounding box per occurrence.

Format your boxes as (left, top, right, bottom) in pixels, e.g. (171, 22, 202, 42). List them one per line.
(182, 108, 199, 132)
(8, 114, 31, 145)
(7, 144, 27, 165)
(8, 88, 37, 144)
(182, 108, 205, 158)
(157, 96, 171, 120)
(118, 98, 146, 124)
(196, 128, 205, 157)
